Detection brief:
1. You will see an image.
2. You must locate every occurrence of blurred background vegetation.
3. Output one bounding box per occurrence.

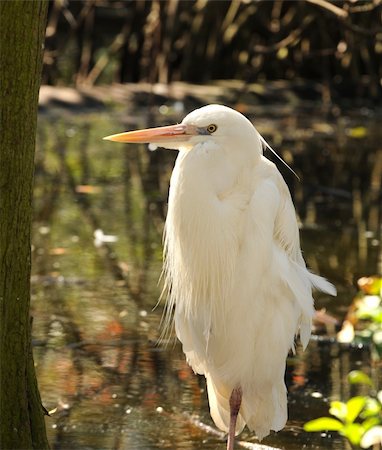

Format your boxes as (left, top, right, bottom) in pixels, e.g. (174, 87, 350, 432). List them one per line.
(43, 0, 382, 100)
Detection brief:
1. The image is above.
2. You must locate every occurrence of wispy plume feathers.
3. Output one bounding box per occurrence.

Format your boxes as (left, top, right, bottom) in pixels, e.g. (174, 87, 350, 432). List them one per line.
(257, 132, 300, 181)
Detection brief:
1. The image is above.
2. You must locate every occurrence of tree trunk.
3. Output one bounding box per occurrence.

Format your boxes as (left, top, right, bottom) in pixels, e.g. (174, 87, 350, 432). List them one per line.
(0, 1, 49, 449)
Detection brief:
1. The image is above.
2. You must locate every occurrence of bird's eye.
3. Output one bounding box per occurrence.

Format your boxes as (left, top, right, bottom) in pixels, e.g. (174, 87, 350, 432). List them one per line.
(207, 124, 217, 133)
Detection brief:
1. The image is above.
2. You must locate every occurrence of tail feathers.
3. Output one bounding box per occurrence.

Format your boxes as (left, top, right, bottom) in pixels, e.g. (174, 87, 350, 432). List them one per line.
(299, 316, 312, 350)
(206, 375, 246, 435)
(298, 273, 335, 349)
(206, 375, 287, 441)
(309, 272, 337, 296)
(244, 383, 287, 441)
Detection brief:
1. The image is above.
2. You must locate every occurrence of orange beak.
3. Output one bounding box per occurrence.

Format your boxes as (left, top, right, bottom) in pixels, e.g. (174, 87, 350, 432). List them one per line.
(103, 124, 197, 144)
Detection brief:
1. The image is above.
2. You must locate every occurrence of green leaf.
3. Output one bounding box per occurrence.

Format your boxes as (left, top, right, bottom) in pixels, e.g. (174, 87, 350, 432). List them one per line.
(329, 401, 347, 421)
(361, 398, 381, 419)
(362, 417, 381, 431)
(367, 277, 382, 296)
(357, 307, 382, 323)
(348, 370, 373, 387)
(346, 396, 367, 423)
(342, 423, 365, 445)
(304, 417, 344, 432)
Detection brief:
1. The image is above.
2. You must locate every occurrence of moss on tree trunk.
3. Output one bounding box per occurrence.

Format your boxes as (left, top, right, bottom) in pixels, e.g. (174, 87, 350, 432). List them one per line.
(0, 1, 49, 448)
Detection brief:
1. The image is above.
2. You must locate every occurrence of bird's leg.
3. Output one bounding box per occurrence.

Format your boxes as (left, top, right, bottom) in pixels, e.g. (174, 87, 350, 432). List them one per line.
(227, 387, 242, 450)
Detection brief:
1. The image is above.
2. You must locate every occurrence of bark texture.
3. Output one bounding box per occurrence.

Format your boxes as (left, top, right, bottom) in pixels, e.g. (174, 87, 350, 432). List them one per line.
(0, 1, 49, 448)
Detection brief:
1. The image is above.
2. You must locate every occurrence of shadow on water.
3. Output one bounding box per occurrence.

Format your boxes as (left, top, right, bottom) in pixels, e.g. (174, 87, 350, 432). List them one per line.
(32, 91, 381, 449)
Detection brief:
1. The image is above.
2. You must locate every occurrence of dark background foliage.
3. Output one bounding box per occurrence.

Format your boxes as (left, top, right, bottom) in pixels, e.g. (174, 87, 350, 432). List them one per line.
(43, 0, 382, 99)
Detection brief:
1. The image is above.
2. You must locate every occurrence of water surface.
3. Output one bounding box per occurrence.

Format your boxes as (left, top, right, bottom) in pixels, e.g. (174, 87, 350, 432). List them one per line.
(32, 96, 381, 449)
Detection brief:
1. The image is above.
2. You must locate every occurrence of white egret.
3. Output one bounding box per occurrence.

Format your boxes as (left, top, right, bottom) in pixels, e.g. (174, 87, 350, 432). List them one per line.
(104, 105, 336, 449)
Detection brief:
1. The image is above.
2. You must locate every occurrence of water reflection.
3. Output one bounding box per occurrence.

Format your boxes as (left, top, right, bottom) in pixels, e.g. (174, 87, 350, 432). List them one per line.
(32, 101, 380, 449)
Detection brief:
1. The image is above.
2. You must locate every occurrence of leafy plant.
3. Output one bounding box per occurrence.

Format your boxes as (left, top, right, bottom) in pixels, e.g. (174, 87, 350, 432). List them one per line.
(304, 371, 382, 448)
(337, 276, 382, 361)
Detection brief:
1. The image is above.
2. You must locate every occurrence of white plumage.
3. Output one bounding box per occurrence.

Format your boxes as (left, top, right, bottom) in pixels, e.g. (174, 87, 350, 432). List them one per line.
(104, 104, 336, 445)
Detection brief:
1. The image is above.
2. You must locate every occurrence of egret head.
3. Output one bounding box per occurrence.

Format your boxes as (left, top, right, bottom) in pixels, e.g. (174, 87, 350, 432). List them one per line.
(104, 104, 262, 158)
